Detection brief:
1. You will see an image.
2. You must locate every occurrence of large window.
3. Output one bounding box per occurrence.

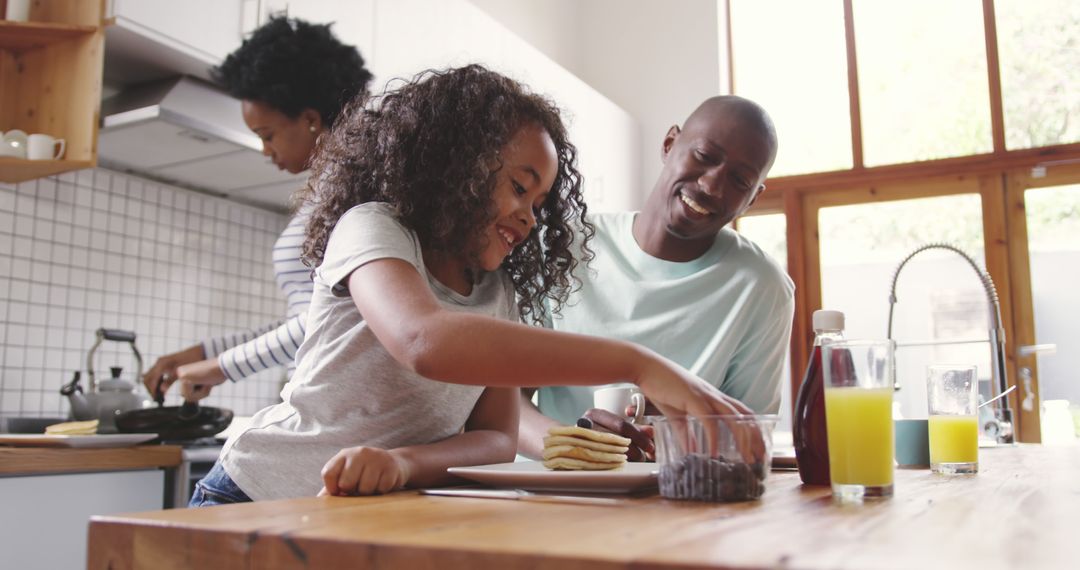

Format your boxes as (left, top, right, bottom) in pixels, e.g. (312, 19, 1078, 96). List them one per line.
(729, 0, 851, 176)
(852, 0, 993, 165)
(727, 0, 1080, 174)
(995, 0, 1080, 150)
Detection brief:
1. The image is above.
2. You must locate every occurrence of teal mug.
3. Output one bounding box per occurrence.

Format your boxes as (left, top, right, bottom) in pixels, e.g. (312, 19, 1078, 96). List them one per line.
(894, 418, 930, 468)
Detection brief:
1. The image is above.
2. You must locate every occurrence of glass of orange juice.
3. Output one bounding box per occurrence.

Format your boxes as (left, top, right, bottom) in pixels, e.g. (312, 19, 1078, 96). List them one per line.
(927, 365, 979, 474)
(823, 339, 895, 501)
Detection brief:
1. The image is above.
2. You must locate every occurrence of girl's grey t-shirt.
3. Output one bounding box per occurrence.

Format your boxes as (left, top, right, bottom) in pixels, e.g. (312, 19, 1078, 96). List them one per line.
(221, 202, 518, 501)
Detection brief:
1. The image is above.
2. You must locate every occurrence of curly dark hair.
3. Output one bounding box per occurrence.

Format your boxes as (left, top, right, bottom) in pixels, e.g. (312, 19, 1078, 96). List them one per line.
(211, 16, 373, 127)
(301, 64, 594, 325)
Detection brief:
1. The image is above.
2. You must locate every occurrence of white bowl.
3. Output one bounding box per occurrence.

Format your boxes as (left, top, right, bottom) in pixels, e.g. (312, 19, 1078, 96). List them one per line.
(1, 129, 28, 158)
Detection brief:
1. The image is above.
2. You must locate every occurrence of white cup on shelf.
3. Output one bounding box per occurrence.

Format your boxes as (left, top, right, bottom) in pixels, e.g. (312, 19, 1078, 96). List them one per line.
(1, 129, 28, 158)
(6, 0, 32, 22)
(27, 133, 66, 160)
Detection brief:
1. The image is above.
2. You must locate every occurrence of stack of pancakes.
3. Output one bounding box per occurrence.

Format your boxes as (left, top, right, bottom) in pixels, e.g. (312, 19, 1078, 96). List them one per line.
(542, 425, 631, 470)
(45, 419, 99, 435)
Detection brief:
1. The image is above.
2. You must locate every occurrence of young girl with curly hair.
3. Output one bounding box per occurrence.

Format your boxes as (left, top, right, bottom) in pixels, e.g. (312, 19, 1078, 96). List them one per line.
(190, 65, 756, 505)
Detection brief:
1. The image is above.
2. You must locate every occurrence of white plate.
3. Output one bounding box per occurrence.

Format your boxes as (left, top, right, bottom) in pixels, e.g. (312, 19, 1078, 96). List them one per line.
(448, 461, 658, 494)
(0, 433, 158, 448)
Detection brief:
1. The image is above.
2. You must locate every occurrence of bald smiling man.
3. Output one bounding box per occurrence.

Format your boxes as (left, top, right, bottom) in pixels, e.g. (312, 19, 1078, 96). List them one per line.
(519, 96, 795, 460)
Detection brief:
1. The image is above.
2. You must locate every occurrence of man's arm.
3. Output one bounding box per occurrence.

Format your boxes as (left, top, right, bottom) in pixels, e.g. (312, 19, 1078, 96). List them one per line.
(517, 388, 560, 460)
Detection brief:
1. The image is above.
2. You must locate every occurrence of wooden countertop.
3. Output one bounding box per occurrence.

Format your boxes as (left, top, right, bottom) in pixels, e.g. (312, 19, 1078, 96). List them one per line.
(88, 445, 1077, 570)
(0, 445, 182, 476)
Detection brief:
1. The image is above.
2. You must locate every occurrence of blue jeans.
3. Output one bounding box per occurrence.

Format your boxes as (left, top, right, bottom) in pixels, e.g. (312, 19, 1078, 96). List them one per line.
(189, 461, 252, 507)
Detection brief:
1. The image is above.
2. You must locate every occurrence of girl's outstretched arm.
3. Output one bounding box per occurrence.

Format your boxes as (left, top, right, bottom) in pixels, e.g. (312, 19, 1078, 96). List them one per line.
(319, 386, 518, 496)
(347, 259, 758, 434)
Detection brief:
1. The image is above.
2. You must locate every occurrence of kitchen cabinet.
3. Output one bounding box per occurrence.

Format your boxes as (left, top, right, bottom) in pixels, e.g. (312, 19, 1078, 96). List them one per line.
(108, 0, 246, 64)
(0, 0, 106, 184)
(0, 445, 180, 570)
(1, 470, 164, 570)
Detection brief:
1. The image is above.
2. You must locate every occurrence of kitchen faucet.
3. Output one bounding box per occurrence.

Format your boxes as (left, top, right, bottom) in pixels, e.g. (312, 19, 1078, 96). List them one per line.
(886, 242, 1015, 444)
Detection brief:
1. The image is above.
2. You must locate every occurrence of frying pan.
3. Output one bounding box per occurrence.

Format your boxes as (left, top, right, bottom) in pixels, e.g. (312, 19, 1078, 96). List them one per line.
(115, 383, 233, 441)
(115, 404, 233, 441)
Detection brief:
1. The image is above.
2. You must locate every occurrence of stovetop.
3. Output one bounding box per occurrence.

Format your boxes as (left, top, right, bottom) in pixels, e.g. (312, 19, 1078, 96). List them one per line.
(169, 438, 224, 463)
(158, 437, 224, 448)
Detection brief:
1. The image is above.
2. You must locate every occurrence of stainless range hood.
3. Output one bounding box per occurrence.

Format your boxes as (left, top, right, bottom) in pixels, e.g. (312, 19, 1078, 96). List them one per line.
(98, 76, 306, 212)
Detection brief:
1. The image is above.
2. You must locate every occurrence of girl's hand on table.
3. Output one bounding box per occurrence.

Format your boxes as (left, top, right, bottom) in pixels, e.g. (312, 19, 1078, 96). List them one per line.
(319, 447, 412, 496)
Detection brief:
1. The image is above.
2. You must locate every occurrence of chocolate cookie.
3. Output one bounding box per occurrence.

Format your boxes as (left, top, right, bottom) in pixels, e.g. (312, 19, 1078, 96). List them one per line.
(659, 453, 767, 502)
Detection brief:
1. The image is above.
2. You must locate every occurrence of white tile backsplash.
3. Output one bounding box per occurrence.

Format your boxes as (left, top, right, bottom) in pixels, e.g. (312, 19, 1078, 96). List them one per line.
(0, 167, 291, 420)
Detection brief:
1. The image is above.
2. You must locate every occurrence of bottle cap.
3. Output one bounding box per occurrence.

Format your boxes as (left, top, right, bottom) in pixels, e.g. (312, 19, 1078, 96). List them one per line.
(812, 310, 844, 331)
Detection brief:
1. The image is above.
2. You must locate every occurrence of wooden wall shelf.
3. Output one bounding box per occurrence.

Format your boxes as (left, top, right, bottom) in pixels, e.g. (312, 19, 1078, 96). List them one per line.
(0, 156, 95, 182)
(0, 20, 98, 51)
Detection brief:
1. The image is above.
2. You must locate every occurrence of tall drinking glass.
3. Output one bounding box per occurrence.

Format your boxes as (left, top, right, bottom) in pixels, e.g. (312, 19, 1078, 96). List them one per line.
(927, 365, 979, 474)
(823, 339, 895, 501)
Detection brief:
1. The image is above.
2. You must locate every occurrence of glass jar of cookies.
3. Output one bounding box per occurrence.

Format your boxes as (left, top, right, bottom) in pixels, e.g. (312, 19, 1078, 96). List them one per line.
(653, 415, 778, 502)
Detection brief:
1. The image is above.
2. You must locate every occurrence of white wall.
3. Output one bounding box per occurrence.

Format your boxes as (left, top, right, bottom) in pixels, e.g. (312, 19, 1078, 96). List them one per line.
(284, 0, 640, 213)
(466, 0, 585, 79)
(577, 0, 724, 207)
(469, 0, 725, 208)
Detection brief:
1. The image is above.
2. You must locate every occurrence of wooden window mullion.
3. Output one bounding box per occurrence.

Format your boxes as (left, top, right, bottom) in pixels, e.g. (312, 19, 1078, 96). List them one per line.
(842, 0, 864, 169)
(982, 0, 1007, 154)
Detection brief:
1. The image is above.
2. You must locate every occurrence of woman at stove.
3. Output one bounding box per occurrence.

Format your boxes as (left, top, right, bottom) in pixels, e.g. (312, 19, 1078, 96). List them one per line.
(142, 16, 373, 397)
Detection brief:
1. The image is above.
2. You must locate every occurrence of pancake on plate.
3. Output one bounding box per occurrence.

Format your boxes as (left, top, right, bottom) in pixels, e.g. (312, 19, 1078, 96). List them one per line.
(542, 425, 630, 471)
(45, 419, 99, 435)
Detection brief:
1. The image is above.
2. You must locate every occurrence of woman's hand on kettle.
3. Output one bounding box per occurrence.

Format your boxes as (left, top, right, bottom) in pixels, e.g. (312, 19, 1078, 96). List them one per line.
(143, 344, 206, 397)
(174, 359, 227, 402)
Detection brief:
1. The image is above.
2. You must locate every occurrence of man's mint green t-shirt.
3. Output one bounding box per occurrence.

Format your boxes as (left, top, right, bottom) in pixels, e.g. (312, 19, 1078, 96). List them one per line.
(537, 211, 795, 424)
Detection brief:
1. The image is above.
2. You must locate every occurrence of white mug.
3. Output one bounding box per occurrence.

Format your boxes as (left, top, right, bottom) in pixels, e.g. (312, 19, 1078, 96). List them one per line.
(27, 133, 65, 160)
(593, 385, 646, 423)
(6, 0, 32, 21)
